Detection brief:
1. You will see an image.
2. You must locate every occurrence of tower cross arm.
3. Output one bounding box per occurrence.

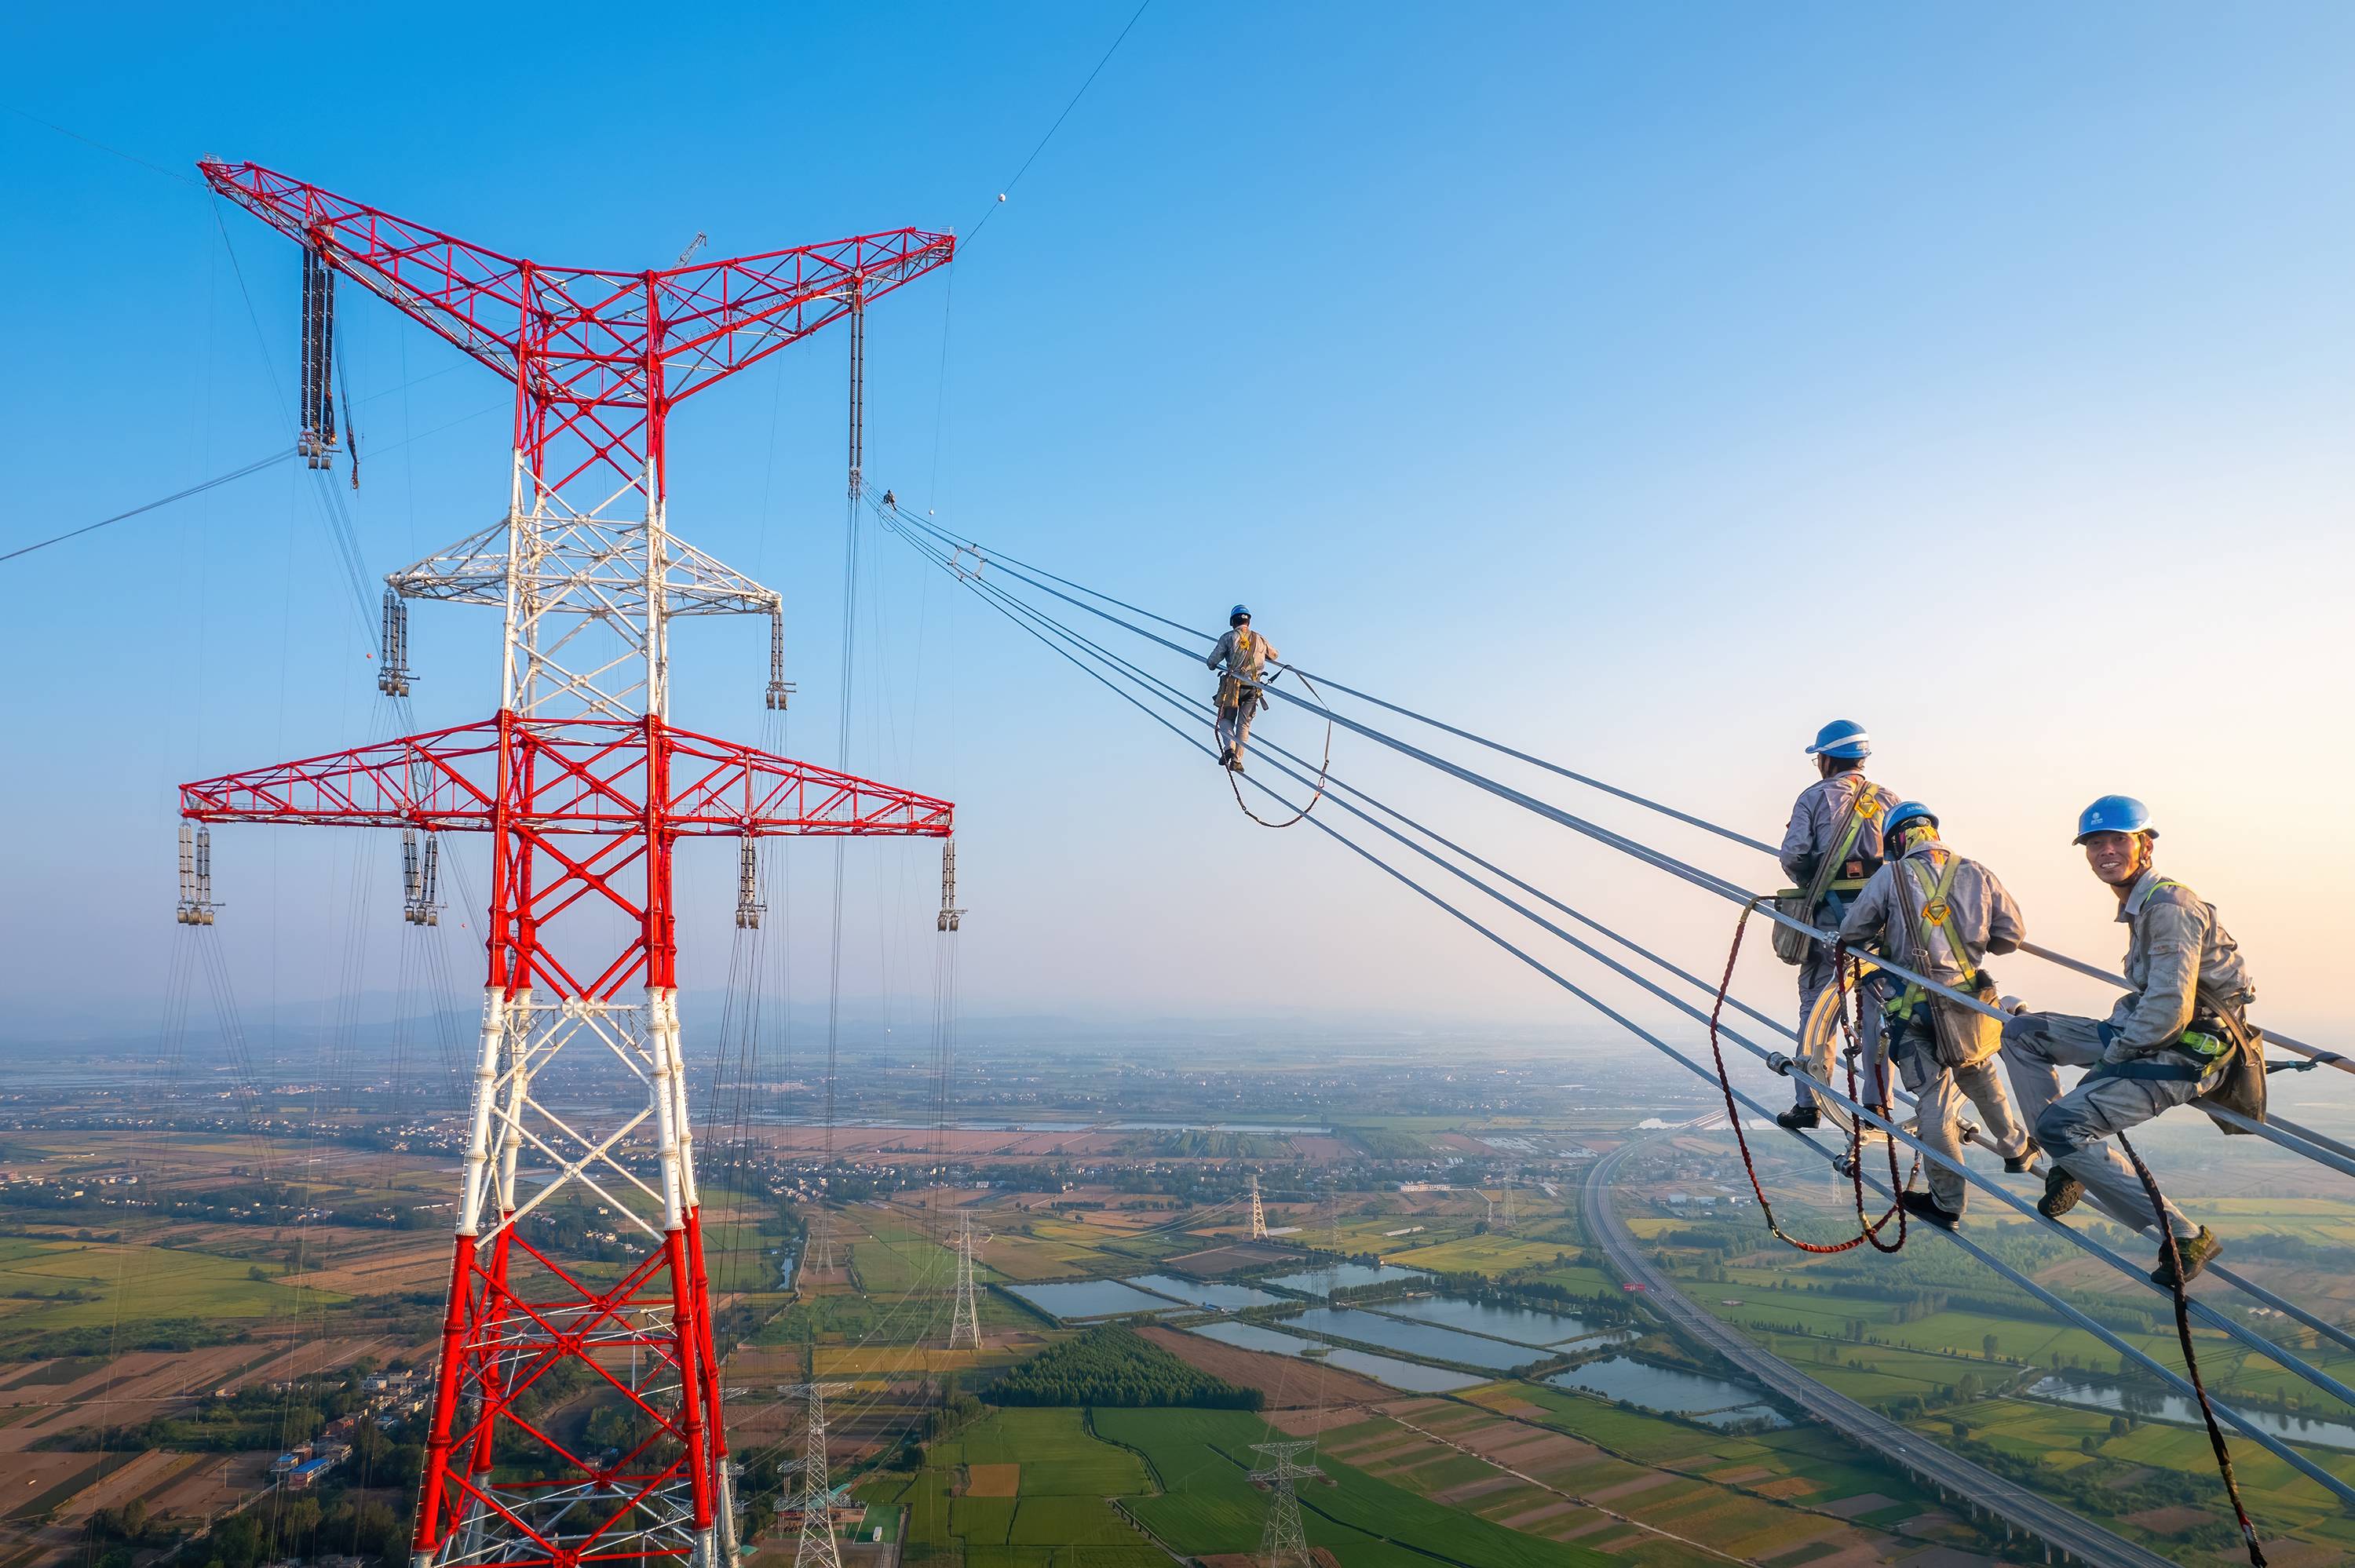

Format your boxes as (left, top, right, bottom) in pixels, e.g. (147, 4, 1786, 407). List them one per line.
(200, 160, 529, 381)
(661, 725, 953, 837)
(180, 717, 954, 838)
(655, 229, 954, 400)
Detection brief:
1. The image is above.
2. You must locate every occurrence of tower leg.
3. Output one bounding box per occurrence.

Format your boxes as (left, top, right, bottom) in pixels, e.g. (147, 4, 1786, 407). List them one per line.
(411, 988, 511, 1568)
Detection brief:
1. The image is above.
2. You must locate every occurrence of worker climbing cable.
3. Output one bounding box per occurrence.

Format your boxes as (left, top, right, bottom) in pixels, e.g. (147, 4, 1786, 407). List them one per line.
(1773, 720, 1900, 1132)
(1834, 800, 2038, 1229)
(2000, 796, 2264, 1286)
(1206, 603, 1275, 771)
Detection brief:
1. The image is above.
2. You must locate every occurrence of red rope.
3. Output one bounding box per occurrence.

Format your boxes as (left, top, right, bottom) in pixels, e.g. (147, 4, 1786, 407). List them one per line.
(1707, 899, 1908, 1255)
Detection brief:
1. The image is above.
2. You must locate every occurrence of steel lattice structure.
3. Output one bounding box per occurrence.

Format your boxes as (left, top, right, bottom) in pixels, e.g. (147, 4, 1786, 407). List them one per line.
(187, 162, 954, 1568)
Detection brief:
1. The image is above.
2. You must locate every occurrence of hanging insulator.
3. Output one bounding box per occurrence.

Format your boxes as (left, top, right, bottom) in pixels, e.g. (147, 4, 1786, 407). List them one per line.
(317, 262, 338, 458)
(401, 829, 422, 923)
(177, 825, 219, 924)
(734, 837, 762, 929)
(176, 824, 196, 923)
(299, 249, 319, 464)
(936, 837, 964, 933)
(422, 834, 440, 925)
(378, 589, 412, 696)
(764, 607, 792, 711)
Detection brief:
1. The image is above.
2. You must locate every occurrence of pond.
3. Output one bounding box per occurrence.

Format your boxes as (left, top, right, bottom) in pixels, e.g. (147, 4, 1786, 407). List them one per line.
(776, 1250, 799, 1291)
(1125, 1274, 1288, 1311)
(1181, 1323, 1486, 1393)
(1267, 1263, 1430, 1297)
(1004, 1280, 1176, 1321)
(1548, 1357, 1790, 1430)
(1284, 1307, 1531, 1371)
(2028, 1377, 2355, 1453)
(1377, 1296, 1602, 1348)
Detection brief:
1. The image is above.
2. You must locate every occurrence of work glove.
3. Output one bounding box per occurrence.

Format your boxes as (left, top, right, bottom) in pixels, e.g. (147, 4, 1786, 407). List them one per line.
(1999, 1009, 2039, 1045)
(2099, 1038, 2142, 1067)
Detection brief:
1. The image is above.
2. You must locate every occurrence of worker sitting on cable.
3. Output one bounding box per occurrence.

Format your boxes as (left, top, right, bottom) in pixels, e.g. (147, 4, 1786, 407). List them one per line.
(1206, 605, 1278, 773)
(2000, 797, 2258, 1287)
(1835, 801, 2037, 1230)
(1774, 720, 1900, 1131)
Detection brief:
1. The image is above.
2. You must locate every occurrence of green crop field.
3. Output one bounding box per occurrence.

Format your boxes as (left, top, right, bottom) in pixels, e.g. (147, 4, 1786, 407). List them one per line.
(0, 1239, 337, 1334)
(1094, 1406, 1616, 1568)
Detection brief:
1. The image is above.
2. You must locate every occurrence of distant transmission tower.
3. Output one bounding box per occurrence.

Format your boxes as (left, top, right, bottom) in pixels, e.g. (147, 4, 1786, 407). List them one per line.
(1501, 1165, 1519, 1231)
(1248, 1173, 1269, 1241)
(948, 1212, 990, 1350)
(1249, 1440, 1323, 1568)
(783, 1380, 843, 1568)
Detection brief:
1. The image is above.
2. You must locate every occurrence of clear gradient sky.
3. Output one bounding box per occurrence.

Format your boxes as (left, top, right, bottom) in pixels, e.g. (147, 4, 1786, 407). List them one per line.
(2, 5, 2350, 1064)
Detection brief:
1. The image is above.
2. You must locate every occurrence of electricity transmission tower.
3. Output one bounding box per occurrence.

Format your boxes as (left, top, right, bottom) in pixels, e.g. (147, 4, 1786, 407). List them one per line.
(186, 161, 955, 1568)
(1249, 1441, 1324, 1568)
(948, 1212, 990, 1350)
(1248, 1172, 1269, 1241)
(782, 1380, 844, 1568)
(1500, 1165, 1519, 1231)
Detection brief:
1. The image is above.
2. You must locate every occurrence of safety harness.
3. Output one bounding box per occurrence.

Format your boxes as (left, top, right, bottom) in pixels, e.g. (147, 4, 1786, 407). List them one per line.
(1771, 782, 1881, 965)
(1216, 627, 1265, 715)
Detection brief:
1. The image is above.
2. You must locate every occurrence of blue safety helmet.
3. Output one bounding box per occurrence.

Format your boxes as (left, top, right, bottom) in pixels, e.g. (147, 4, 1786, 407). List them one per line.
(1885, 800, 1938, 842)
(2074, 795, 2156, 844)
(1806, 719, 1871, 760)
(1229, 604, 1251, 625)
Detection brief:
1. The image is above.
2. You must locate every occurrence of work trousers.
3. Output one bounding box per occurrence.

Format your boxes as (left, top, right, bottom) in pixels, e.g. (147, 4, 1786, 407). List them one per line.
(1888, 1017, 2026, 1216)
(1792, 900, 1860, 1108)
(2003, 1013, 2214, 1240)
(1215, 695, 1259, 763)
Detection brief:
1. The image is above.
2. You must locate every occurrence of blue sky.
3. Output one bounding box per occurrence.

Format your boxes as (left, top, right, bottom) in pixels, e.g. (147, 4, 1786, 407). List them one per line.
(2, 5, 2350, 1058)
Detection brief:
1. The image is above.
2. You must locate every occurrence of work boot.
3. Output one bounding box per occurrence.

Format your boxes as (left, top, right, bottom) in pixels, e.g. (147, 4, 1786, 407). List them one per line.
(1218, 746, 1235, 768)
(1898, 1190, 1962, 1231)
(2038, 1165, 2084, 1219)
(2005, 1138, 2044, 1176)
(1229, 754, 1246, 775)
(1774, 1104, 1820, 1131)
(2150, 1227, 2222, 1290)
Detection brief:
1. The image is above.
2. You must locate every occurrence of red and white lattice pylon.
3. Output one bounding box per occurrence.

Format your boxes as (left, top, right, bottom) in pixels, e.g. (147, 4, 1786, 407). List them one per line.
(183, 162, 955, 1568)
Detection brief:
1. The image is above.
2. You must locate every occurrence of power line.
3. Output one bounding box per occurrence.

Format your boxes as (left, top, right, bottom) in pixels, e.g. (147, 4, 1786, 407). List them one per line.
(870, 498, 2355, 1499)
(964, 0, 1155, 245)
(0, 450, 296, 563)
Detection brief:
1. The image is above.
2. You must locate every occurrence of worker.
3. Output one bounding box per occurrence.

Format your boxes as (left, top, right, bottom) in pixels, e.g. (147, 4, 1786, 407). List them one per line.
(1835, 802, 2036, 1228)
(1206, 605, 1278, 772)
(2001, 797, 2254, 1287)
(1775, 720, 1901, 1131)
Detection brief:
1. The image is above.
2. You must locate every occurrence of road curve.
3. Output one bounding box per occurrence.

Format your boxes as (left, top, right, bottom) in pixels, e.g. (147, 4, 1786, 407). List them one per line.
(1581, 1136, 2173, 1568)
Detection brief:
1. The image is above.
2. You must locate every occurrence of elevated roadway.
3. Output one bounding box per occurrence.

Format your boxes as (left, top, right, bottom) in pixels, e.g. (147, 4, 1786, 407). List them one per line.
(1582, 1133, 2173, 1568)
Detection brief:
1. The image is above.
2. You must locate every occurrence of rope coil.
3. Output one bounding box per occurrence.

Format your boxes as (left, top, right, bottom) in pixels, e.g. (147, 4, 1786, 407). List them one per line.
(1228, 667, 1332, 828)
(1707, 900, 1911, 1255)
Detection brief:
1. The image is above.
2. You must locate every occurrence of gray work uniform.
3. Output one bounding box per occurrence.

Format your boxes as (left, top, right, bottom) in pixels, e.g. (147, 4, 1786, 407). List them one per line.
(2003, 868, 2255, 1241)
(1779, 771, 1900, 1108)
(1207, 626, 1279, 761)
(1838, 837, 2030, 1213)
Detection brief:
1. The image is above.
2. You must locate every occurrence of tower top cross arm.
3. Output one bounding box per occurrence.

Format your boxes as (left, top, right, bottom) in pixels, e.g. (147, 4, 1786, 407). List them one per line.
(198, 159, 955, 465)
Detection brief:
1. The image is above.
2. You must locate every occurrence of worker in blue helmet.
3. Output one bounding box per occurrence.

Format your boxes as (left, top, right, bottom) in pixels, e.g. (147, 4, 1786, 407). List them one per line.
(1206, 606, 1279, 773)
(1773, 721, 1901, 1130)
(1999, 797, 2258, 1286)
(1835, 801, 2035, 1228)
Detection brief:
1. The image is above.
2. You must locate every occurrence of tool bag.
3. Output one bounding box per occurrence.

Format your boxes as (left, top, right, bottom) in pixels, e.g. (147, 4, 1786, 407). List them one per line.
(1772, 784, 1875, 965)
(2196, 986, 2266, 1133)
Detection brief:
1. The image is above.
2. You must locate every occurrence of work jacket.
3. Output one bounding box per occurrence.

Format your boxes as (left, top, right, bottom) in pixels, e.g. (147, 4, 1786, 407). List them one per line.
(1838, 836, 2022, 1069)
(1778, 773, 1899, 905)
(2106, 869, 2255, 1059)
(1207, 626, 1278, 685)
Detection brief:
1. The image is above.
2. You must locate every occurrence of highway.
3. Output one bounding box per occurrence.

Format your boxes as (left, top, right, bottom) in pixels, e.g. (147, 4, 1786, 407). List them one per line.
(1582, 1136, 2174, 1568)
